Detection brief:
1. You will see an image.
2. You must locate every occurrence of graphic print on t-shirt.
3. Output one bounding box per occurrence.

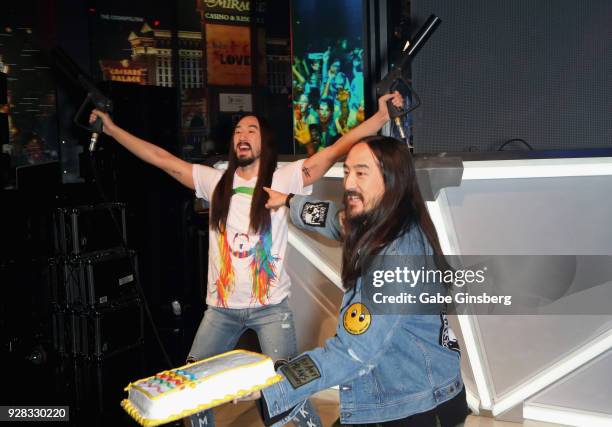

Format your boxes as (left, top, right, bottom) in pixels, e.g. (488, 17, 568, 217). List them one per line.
(248, 227, 279, 305)
(231, 233, 253, 258)
(213, 188, 281, 307)
(214, 228, 236, 307)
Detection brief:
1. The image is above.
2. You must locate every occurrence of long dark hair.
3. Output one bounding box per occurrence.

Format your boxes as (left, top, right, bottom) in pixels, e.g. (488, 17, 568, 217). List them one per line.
(341, 136, 445, 290)
(210, 115, 278, 234)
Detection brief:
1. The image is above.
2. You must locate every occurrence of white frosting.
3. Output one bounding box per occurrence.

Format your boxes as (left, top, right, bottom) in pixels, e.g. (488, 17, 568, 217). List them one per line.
(124, 350, 278, 423)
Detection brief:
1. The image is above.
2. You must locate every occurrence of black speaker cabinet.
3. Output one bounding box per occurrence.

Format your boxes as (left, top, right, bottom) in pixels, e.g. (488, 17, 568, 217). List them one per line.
(53, 203, 127, 256)
(65, 248, 138, 308)
(75, 297, 144, 360)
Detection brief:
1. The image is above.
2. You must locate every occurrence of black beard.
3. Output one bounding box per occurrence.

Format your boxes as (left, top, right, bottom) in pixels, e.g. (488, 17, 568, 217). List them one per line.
(343, 191, 364, 219)
(236, 156, 255, 167)
(346, 211, 369, 224)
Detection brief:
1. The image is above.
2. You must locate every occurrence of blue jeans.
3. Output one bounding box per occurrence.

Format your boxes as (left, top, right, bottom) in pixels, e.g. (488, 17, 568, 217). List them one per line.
(185, 298, 322, 427)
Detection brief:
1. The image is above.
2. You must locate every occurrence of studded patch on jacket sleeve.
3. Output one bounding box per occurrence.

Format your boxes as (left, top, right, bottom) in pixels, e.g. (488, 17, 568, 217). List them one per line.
(280, 355, 321, 389)
(300, 202, 329, 227)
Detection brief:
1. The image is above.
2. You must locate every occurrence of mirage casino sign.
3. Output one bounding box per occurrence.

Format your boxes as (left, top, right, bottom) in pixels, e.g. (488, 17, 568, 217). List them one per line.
(202, 0, 251, 24)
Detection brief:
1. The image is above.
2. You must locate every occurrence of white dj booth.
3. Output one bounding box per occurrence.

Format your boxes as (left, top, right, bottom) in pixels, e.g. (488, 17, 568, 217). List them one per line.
(277, 153, 612, 427)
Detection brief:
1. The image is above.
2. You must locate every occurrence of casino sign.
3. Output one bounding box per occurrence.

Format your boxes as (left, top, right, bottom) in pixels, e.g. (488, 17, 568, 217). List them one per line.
(199, 0, 264, 25)
(99, 59, 148, 85)
(203, 0, 250, 12)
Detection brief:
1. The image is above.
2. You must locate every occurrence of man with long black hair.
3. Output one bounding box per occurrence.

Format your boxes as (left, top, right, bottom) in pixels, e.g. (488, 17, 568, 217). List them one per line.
(89, 92, 402, 427)
(260, 136, 468, 426)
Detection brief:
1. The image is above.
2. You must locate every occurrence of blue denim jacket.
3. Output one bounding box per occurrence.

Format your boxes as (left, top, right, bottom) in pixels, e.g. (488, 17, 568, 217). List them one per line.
(261, 196, 463, 425)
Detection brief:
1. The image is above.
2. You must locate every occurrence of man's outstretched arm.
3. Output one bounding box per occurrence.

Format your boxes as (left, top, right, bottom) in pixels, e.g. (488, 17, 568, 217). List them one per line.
(89, 109, 196, 190)
(263, 188, 343, 241)
(300, 91, 403, 187)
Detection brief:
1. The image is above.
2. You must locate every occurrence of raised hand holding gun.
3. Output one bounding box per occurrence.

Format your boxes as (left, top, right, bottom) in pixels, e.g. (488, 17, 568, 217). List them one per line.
(375, 14, 441, 146)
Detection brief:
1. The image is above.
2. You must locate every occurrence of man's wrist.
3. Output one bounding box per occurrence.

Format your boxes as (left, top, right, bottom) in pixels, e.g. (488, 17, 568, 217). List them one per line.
(373, 109, 388, 126)
(104, 122, 118, 137)
(285, 193, 295, 208)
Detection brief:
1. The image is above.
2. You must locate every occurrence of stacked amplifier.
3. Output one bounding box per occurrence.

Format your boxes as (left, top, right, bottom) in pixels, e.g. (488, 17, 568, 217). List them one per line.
(49, 203, 145, 415)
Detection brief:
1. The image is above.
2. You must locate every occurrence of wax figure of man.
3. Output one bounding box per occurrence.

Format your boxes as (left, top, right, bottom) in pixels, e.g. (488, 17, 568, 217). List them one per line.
(89, 92, 403, 427)
(258, 136, 469, 427)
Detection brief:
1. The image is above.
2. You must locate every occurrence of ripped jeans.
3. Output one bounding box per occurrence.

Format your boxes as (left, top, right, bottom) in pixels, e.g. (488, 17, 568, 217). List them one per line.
(185, 298, 322, 427)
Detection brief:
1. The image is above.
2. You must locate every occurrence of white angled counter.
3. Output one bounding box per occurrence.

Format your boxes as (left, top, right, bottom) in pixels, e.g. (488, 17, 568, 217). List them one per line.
(419, 152, 612, 426)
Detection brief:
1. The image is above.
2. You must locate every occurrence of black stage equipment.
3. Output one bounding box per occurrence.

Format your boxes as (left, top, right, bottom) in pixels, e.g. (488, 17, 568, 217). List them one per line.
(53, 202, 127, 256)
(64, 249, 139, 308)
(74, 297, 144, 360)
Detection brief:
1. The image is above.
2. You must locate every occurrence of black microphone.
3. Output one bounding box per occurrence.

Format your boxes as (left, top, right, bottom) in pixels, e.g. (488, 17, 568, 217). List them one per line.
(89, 116, 103, 152)
(89, 133, 99, 152)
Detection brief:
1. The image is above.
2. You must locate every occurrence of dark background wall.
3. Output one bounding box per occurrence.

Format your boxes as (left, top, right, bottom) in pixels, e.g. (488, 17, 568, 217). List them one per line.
(411, 0, 612, 153)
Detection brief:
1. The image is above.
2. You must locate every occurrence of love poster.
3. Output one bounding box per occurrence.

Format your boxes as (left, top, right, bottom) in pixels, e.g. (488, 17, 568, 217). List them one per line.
(206, 23, 251, 86)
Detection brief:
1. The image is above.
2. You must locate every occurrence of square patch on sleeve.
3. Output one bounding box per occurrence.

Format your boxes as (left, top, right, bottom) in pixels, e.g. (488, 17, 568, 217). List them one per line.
(300, 202, 329, 227)
(280, 355, 321, 389)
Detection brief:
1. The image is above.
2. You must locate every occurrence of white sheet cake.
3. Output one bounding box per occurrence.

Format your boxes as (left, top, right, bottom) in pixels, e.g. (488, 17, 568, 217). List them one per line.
(121, 350, 282, 426)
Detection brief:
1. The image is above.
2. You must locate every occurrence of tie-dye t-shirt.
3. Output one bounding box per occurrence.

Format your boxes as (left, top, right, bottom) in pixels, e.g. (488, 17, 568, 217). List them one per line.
(192, 160, 312, 308)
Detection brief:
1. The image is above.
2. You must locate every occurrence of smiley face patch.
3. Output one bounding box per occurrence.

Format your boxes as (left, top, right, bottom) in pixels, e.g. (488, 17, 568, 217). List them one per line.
(343, 303, 371, 335)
